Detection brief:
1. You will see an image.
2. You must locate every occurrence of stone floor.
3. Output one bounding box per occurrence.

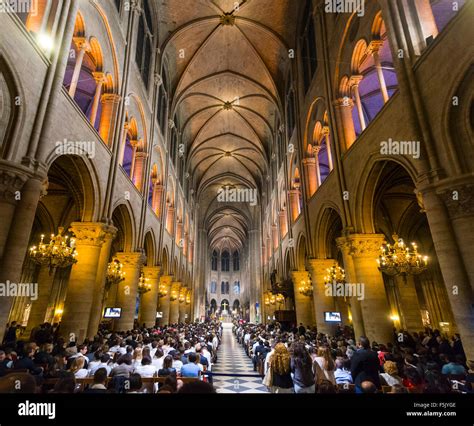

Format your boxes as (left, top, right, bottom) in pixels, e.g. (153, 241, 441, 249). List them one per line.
(212, 323, 268, 394)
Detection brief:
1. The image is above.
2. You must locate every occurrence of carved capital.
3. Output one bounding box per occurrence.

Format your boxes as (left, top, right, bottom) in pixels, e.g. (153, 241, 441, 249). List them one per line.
(307, 258, 336, 274)
(154, 73, 163, 87)
(440, 184, 474, 219)
(115, 251, 146, 268)
(367, 40, 384, 56)
(142, 266, 162, 280)
(333, 97, 354, 108)
(349, 75, 364, 88)
(69, 222, 117, 247)
(101, 93, 121, 104)
(73, 37, 90, 52)
(336, 234, 385, 258)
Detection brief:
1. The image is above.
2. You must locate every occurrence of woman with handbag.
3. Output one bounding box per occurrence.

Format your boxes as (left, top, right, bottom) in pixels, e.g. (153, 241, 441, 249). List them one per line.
(263, 343, 294, 393)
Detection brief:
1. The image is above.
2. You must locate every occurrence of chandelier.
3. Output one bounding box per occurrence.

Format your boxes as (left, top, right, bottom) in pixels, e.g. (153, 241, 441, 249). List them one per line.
(158, 282, 168, 298)
(298, 279, 313, 297)
(179, 288, 187, 304)
(377, 234, 428, 284)
(170, 288, 178, 301)
(324, 263, 346, 285)
(137, 272, 151, 295)
(29, 227, 77, 272)
(264, 291, 284, 306)
(106, 259, 125, 285)
(185, 291, 191, 305)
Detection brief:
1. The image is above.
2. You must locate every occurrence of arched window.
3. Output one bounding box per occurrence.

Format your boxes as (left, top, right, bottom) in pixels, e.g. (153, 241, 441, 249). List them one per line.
(300, 0, 317, 93)
(221, 251, 230, 272)
(286, 89, 296, 141)
(211, 251, 218, 271)
(210, 281, 217, 293)
(221, 281, 225, 293)
(157, 71, 169, 131)
(233, 281, 240, 294)
(233, 251, 240, 271)
(135, 1, 154, 89)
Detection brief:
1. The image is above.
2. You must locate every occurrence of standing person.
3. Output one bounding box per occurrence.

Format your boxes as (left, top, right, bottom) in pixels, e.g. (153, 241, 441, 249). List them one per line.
(290, 342, 315, 393)
(350, 336, 381, 393)
(298, 323, 306, 336)
(3, 322, 18, 345)
(268, 343, 294, 393)
(314, 346, 336, 385)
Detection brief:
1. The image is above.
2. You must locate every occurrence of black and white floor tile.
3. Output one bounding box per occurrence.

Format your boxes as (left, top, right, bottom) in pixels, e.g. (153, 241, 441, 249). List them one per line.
(212, 324, 268, 393)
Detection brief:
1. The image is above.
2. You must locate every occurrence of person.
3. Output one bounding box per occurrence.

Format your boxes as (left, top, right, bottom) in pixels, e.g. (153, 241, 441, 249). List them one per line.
(350, 336, 381, 393)
(314, 346, 336, 385)
(290, 342, 315, 393)
(298, 323, 306, 336)
(69, 357, 88, 379)
(13, 343, 43, 376)
(126, 373, 143, 393)
(110, 355, 133, 378)
(268, 343, 293, 393)
(134, 356, 157, 378)
(67, 344, 88, 369)
(361, 380, 377, 393)
(180, 353, 201, 378)
(89, 353, 111, 376)
(158, 355, 176, 378)
(334, 357, 352, 384)
(441, 355, 467, 376)
(172, 352, 183, 375)
(178, 381, 216, 393)
(379, 360, 403, 387)
(84, 368, 108, 393)
(3, 321, 18, 345)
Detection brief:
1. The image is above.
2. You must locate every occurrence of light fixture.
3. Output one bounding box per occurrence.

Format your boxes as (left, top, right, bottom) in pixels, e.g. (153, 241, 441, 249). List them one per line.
(158, 282, 168, 298)
(170, 288, 178, 301)
(37, 32, 54, 51)
(390, 313, 400, 322)
(298, 280, 313, 297)
(179, 287, 187, 304)
(29, 227, 77, 273)
(324, 263, 346, 286)
(106, 258, 126, 285)
(137, 272, 151, 295)
(185, 291, 191, 305)
(377, 234, 428, 284)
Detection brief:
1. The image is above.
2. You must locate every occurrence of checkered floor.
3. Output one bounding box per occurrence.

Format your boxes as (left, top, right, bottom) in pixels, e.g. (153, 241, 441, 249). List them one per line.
(212, 323, 268, 393)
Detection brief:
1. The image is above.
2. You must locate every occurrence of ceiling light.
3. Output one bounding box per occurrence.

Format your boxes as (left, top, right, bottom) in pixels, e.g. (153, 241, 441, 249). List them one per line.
(37, 33, 54, 51)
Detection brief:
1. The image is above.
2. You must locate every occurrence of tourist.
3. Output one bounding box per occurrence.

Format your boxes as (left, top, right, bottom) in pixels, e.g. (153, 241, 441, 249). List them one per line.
(314, 346, 336, 385)
(379, 360, 403, 387)
(69, 357, 88, 379)
(290, 342, 315, 393)
(334, 357, 352, 384)
(268, 343, 293, 393)
(84, 368, 108, 393)
(180, 353, 202, 378)
(350, 336, 381, 392)
(134, 356, 157, 378)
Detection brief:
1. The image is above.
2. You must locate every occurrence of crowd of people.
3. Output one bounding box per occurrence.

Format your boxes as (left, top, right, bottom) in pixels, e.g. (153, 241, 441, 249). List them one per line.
(234, 321, 473, 394)
(0, 320, 222, 394)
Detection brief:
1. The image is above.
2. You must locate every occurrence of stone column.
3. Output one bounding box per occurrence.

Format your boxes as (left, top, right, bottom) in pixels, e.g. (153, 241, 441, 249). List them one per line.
(169, 282, 181, 324)
(151, 183, 164, 217)
(87, 226, 117, 338)
(25, 266, 57, 332)
(307, 259, 337, 334)
(132, 150, 147, 192)
(337, 237, 366, 339)
(139, 266, 161, 327)
(271, 225, 278, 250)
(59, 223, 112, 342)
(89, 72, 105, 126)
(118, 123, 130, 166)
(288, 189, 301, 222)
(396, 275, 423, 332)
(68, 38, 90, 98)
(334, 98, 356, 150)
(368, 40, 389, 103)
(291, 271, 315, 327)
(0, 175, 45, 342)
(179, 290, 187, 323)
(339, 234, 393, 345)
(157, 275, 173, 325)
(322, 126, 334, 171)
(312, 146, 322, 187)
(302, 157, 317, 198)
(98, 94, 121, 146)
(176, 222, 183, 248)
(278, 211, 288, 238)
(114, 252, 146, 332)
(166, 205, 175, 235)
(350, 75, 366, 131)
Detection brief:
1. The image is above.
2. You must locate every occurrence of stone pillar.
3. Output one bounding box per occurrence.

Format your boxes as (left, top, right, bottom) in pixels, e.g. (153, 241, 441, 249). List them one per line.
(151, 183, 164, 217)
(278, 211, 288, 238)
(421, 189, 474, 360)
(25, 266, 57, 332)
(166, 205, 175, 235)
(89, 72, 105, 126)
(86, 226, 117, 339)
(350, 75, 366, 131)
(114, 252, 146, 332)
(169, 282, 181, 324)
(118, 123, 130, 167)
(98, 94, 120, 146)
(266, 237, 272, 260)
(338, 234, 393, 345)
(132, 150, 147, 192)
(179, 290, 187, 323)
(368, 40, 389, 103)
(59, 223, 112, 342)
(176, 222, 183, 247)
(302, 157, 317, 198)
(396, 275, 423, 332)
(291, 271, 315, 327)
(307, 259, 337, 334)
(312, 146, 322, 187)
(157, 275, 173, 325)
(322, 127, 334, 171)
(68, 38, 89, 98)
(271, 225, 278, 250)
(139, 266, 161, 327)
(288, 189, 301, 222)
(334, 98, 356, 150)
(0, 175, 44, 342)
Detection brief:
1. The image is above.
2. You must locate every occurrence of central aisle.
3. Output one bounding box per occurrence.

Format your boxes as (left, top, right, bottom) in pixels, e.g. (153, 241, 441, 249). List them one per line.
(212, 323, 268, 393)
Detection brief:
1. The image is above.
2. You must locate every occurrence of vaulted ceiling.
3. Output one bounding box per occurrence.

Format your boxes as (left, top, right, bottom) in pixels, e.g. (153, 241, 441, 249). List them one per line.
(157, 0, 299, 251)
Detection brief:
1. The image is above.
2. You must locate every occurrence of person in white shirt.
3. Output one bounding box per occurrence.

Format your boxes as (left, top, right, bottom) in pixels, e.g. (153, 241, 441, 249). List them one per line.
(152, 348, 165, 370)
(172, 352, 183, 374)
(134, 356, 157, 378)
(70, 357, 89, 379)
(89, 354, 112, 376)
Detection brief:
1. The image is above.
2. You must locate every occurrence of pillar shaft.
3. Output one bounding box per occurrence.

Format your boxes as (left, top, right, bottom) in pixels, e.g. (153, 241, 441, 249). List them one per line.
(98, 94, 120, 146)
(169, 282, 181, 324)
(350, 76, 366, 131)
(291, 271, 315, 327)
(139, 266, 161, 327)
(288, 189, 301, 222)
(302, 157, 317, 198)
(334, 98, 356, 150)
(89, 72, 104, 126)
(157, 275, 173, 325)
(26, 266, 56, 332)
(133, 151, 147, 192)
(68, 38, 89, 98)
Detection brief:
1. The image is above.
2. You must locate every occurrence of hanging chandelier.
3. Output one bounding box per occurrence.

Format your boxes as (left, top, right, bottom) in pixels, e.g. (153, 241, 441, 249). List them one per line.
(106, 258, 126, 285)
(29, 227, 77, 272)
(324, 263, 346, 285)
(170, 288, 178, 301)
(185, 291, 191, 305)
(298, 279, 313, 297)
(179, 287, 187, 304)
(377, 234, 428, 284)
(137, 272, 151, 294)
(264, 291, 284, 305)
(158, 282, 168, 298)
